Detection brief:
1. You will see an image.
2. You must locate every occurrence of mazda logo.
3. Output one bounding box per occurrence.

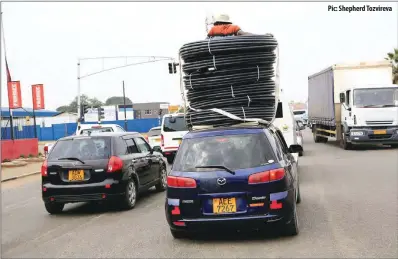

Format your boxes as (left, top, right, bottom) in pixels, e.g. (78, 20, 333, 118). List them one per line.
(217, 177, 227, 186)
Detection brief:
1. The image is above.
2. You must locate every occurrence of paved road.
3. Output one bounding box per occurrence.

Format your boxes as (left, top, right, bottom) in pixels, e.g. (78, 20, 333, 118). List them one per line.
(2, 130, 397, 258)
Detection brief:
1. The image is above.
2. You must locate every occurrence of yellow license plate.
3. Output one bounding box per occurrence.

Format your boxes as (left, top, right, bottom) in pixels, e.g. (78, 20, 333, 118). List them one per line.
(213, 197, 237, 214)
(373, 130, 387, 135)
(68, 170, 84, 181)
(154, 137, 160, 141)
(177, 139, 182, 145)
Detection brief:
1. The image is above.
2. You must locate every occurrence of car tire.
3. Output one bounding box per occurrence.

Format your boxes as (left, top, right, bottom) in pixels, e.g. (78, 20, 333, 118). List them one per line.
(296, 185, 302, 204)
(44, 202, 64, 214)
(282, 200, 299, 236)
(170, 229, 188, 239)
(166, 156, 174, 164)
(155, 165, 167, 192)
(120, 178, 137, 210)
(390, 144, 398, 148)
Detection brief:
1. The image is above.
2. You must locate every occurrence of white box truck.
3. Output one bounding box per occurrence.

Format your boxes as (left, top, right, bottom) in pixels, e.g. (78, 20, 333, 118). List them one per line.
(308, 60, 398, 149)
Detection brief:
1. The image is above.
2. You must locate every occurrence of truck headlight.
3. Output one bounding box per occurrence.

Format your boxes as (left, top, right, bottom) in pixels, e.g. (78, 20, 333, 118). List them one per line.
(351, 131, 364, 136)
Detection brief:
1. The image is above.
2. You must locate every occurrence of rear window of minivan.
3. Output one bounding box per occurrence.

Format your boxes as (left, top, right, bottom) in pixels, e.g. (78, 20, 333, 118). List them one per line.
(48, 137, 111, 161)
(173, 133, 275, 172)
(162, 116, 188, 132)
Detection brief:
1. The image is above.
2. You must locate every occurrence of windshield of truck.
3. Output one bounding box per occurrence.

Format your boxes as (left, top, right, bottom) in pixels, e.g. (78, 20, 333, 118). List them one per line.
(173, 133, 275, 172)
(354, 88, 398, 107)
(162, 116, 188, 132)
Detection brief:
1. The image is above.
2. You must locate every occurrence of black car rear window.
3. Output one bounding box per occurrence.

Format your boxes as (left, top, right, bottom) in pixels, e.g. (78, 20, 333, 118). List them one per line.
(162, 116, 187, 132)
(147, 128, 161, 137)
(172, 133, 276, 172)
(48, 137, 111, 161)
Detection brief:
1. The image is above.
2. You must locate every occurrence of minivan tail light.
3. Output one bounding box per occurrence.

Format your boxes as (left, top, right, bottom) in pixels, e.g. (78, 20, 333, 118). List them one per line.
(161, 134, 164, 147)
(167, 176, 196, 188)
(41, 160, 48, 177)
(248, 168, 285, 184)
(107, 156, 123, 173)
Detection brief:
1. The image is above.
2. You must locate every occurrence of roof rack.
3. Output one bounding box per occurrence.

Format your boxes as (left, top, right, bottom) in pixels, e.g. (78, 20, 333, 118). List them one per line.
(190, 119, 271, 131)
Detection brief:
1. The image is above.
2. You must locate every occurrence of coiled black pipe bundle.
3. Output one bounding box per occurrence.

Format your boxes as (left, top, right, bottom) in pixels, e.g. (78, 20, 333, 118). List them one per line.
(179, 35, 278, 128)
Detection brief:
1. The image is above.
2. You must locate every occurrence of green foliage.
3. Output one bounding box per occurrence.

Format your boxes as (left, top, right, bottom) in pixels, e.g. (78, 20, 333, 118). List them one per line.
(105, 96, 133, 105)
(385, 48, 398, 84)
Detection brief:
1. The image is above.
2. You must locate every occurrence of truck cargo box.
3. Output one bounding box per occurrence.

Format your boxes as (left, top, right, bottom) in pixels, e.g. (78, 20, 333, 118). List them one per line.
(308, 61, 393, 127)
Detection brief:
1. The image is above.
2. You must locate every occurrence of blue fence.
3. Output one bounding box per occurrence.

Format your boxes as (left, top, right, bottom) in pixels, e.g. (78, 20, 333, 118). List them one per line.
(1, 118, 160, 141)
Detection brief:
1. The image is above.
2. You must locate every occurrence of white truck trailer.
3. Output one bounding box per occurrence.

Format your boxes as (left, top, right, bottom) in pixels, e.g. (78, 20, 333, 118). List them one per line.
(308, 60, 398, 149)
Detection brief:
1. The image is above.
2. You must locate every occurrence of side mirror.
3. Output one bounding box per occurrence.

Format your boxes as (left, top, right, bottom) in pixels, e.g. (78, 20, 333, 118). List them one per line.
(288, 144, 303, 154)
(339, 93, 345, 103)
(152, 146, 162, 153)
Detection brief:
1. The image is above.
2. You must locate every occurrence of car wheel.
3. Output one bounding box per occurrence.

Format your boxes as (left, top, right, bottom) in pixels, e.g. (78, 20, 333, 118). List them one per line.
(296, 185, 302, 204)
(166, 156, 174, 164)
(155, 166, 167, 192)
(170, 229, 188, 239)
(44, 202, 64, 214)
(282, 200, 299, 236)
(120, 178, 137, 210)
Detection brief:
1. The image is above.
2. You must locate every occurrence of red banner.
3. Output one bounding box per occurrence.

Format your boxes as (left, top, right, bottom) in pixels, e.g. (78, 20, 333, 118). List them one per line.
(7, 81, 22, 109)
(32, 84, 45, 110)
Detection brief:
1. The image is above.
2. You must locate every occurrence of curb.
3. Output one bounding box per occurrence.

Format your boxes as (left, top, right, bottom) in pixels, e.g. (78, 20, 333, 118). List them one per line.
(1, 171, 41, 183)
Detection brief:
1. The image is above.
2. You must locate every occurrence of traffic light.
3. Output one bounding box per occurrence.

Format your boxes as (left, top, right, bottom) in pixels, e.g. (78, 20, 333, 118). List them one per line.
(80, 104, 89, 119)
(83, 105, 90, 114)
(98, 107, 105, 121)
(158, 109, 162, 116)
(168, 62, 179, 74)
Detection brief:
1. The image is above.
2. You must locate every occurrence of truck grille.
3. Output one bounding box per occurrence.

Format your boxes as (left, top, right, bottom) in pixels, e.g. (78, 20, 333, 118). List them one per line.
(366, 120, 393, 125)
(368, 134, 392, 140)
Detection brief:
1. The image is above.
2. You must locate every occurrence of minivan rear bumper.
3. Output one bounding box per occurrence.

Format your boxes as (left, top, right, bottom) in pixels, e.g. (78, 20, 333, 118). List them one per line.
(166, 189, 295, 232)
(42, 178, 126, 203)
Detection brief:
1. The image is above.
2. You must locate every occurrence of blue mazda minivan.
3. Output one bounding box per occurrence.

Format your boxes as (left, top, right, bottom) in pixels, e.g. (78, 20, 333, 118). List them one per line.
(165, 125, 303, 238)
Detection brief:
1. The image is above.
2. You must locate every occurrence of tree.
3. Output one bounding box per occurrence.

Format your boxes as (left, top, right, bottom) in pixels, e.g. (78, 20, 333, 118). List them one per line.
(105, 96, 133, 105)
(56, 94, 104, 113)
(385, 48, 398, 84)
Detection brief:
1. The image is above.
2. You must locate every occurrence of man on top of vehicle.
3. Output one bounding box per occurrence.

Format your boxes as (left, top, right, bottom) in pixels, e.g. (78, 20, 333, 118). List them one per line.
(206, 13, 273, 38)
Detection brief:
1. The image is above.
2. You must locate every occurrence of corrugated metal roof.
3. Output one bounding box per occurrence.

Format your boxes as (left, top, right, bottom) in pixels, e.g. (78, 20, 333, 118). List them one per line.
(0, 107, 59, 118)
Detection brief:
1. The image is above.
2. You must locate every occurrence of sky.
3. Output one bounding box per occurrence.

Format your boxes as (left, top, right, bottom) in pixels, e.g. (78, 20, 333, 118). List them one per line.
(1, 1, 397, 111)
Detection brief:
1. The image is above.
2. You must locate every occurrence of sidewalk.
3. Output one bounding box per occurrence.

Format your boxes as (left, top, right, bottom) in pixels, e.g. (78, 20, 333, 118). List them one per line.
(1, 162, 42, 182)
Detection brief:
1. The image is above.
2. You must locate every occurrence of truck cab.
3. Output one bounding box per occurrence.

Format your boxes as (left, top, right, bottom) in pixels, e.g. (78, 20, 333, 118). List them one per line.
(339, 85, 398, 147)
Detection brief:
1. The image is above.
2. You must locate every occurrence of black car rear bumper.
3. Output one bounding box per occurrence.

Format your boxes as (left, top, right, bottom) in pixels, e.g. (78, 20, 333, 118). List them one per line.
(42, 178, 126, 204)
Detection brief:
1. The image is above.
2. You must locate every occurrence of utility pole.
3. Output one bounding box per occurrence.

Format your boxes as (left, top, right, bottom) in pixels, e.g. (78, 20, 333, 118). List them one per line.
(122, 80, 127, 131)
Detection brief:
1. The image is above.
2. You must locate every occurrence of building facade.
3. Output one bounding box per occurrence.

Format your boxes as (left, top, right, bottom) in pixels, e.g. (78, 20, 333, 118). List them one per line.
(133, 102, 170, 119)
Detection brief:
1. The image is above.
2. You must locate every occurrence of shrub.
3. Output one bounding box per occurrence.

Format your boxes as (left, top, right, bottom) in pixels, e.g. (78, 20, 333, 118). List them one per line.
(19, 154, 25, 158)
(2, 159, 11, 163)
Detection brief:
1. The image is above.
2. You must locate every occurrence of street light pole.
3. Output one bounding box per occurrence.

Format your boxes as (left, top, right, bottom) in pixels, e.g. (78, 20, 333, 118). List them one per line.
(77, 60, 81, 122)
(122, 80, 128, 130)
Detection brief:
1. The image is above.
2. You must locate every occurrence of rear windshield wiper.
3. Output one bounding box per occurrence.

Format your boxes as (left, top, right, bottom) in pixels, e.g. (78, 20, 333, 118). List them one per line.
(58, 157, 85, 164)
(195, 165, 235, 175)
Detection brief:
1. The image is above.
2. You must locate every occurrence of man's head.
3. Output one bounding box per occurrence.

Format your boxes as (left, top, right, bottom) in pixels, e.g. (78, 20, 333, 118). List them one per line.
(213, 14, 232, 25)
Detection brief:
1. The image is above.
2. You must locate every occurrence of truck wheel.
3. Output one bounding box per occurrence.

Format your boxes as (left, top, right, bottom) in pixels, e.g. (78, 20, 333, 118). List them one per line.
(313, 128, 325, 143)
(340, 131, 352, 150)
